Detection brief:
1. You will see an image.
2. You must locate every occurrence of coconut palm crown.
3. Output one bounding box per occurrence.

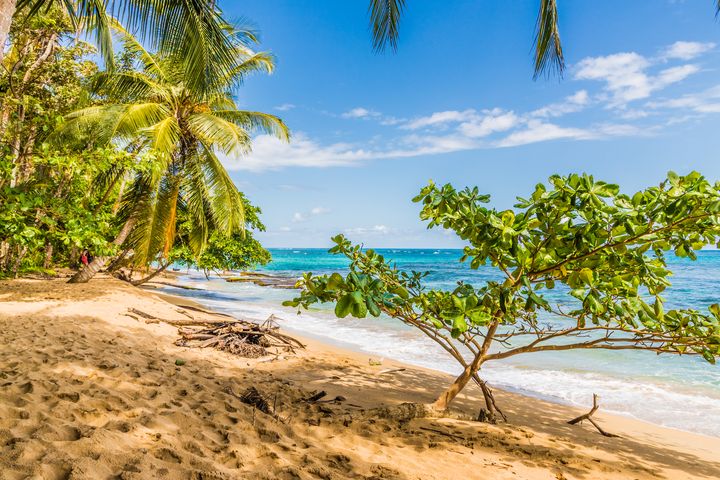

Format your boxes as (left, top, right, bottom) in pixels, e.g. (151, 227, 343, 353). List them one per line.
(63, 27, 289, 270)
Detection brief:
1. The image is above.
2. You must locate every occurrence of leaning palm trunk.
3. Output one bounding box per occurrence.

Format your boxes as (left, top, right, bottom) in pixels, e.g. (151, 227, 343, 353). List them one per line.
(68, 218, 135, 283)
(0, 0, 17, 63)
(131, 261, 170, 286)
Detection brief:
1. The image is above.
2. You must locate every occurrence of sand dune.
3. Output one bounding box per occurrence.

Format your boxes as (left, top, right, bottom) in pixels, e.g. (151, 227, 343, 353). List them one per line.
(1, 276, 719, 479)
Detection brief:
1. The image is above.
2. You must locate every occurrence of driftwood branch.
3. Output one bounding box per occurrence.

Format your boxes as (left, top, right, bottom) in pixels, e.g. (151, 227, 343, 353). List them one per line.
(567, 394, 619, 438)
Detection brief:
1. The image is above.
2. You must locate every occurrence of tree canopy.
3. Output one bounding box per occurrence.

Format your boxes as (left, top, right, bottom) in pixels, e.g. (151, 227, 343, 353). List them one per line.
(285, 171, 720, 418)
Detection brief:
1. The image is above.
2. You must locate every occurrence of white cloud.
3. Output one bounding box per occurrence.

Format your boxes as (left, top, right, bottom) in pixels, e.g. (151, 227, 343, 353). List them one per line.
(647, 84, 720, 114)
(662, 41, 715, 60)
(292, 206, 331, 223)
(656, 64, 699, 86)
(497, 121, 591, 147)
(344, 225, 392, 236)
(574, 50, 700, 106)
(221, 133, 375, 171)
(403, 110, 476, 130)
(218, 42, 712, 172)
(458, 109, 519, 138)
(342, 107, 380, 119)
(531, 90, 589, 117)
(275, 103, 296, 111)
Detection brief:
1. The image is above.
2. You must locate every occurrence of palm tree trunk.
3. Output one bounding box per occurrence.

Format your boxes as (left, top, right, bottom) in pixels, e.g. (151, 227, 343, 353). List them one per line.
(0, 0, 17, 64)
(67, 218, 135, 283)
(131, 261, 170, 286)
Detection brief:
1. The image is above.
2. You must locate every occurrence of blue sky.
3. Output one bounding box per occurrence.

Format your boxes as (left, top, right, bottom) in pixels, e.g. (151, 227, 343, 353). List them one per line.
(220, 0, 720, 248)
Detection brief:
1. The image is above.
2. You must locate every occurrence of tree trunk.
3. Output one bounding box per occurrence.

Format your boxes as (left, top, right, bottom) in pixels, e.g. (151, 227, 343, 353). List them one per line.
(43, 242, 53, 269)
(431, 321, 499, 410)
(67, 218, 135, 283)
(12, 245, 27, 278)
(431, 353, 484, 411)
(0, 0, 17, 64)
(69, 245, 79, 269)
(131, 262, 170, 286)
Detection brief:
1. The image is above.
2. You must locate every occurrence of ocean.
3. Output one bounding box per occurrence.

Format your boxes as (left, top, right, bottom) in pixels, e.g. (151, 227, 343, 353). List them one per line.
(160, 248, 720, 437)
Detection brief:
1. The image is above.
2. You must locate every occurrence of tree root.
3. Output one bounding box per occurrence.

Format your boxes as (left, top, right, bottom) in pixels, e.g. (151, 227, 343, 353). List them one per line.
(567, 394, 619, 437)
(473, 374, 507, 424)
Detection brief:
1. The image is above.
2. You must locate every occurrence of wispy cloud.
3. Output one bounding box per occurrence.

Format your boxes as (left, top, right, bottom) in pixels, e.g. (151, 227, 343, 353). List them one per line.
(531, 90, 589, 118)
(342, 107, 380, 119)
(292, 206, 331, 223)
(647, 84, 720, 113)
(218, 40, 716, 172)
(344, 225, 393, 236)
(402, 110, 476, 130)
(661, 41, 716, 60)
(574, 52, 699, 106)
(275, 103, 296, 111)
(497, 121, 591, 147)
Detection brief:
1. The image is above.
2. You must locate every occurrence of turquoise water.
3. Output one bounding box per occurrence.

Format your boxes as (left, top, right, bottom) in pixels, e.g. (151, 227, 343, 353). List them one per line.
(163, 249, 720, 436)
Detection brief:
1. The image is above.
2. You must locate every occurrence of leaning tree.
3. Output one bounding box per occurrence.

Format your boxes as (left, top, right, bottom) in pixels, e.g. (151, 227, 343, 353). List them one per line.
(285, 171, 720, 421)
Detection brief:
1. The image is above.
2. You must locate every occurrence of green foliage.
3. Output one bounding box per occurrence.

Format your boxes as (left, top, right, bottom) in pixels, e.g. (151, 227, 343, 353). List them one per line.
(61, 34, 288, 268)
(286, 172, 720, 373)
(170, 196, 271, 275)
(0, 8, 277, 280)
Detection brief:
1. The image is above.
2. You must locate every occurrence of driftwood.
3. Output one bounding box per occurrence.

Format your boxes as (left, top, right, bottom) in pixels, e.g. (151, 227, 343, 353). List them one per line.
(567, 394, 619, 438)
(173, 315, 305, 358)
(126, 307, 305, 359)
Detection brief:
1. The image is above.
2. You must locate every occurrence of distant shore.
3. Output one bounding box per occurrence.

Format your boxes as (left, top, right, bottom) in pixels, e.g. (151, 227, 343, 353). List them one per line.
(1, 275, 719, 479)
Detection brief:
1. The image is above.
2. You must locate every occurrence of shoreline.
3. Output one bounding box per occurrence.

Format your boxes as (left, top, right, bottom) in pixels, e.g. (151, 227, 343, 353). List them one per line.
(2, 275, 720, 479)
(156, 270, 720, 439)
(155, 277, 720, 439)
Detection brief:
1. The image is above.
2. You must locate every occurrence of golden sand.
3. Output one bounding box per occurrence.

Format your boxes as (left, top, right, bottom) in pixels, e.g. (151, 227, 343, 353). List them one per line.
(1, 277, 719, 479)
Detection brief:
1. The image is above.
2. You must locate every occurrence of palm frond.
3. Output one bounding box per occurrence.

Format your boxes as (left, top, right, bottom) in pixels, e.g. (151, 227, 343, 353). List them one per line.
(144, 116, 180, 156)
(106, 17, 168, 82)
(197, 148, 245, 236)
(368, 0, 405, 53)
(533, 0, 564, 79)
(187, 113, 251, 156)
(180, 152, 211, 254)
(213, 110, 290, 142)
(219, 51, 276, 88)
(128, 173, 181, 265)
(92, 71, 167, 102)
(76, 0, 115, 69)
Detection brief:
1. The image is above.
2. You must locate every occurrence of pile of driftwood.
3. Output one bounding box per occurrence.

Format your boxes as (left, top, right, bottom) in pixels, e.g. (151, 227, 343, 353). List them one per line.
(175, 317, 304, 358)
(126, 306, 304, 359)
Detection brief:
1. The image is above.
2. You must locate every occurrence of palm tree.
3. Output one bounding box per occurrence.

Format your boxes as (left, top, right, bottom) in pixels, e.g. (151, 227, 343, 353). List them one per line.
(2, 0, 237, 93)
(368, 1, 720, 78)
(64, 28, 289, 283)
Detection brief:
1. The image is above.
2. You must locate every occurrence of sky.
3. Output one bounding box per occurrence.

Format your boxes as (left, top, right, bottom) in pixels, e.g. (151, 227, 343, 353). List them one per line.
(220, 0, 720, 248)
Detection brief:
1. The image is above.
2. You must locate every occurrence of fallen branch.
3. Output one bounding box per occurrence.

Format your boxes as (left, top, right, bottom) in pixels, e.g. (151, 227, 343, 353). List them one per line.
(567, 394, 619, 438)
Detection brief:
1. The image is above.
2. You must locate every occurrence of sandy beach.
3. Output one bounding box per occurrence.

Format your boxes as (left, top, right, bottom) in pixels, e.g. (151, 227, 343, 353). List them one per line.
(1, 276, 719, 480)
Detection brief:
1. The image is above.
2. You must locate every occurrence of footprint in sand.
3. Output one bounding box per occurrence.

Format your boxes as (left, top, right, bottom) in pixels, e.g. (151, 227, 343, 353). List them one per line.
(152, 447, 183, 464)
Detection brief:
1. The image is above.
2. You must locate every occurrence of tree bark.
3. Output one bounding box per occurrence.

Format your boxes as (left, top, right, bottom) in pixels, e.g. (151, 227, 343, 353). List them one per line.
(131, 261, 170, 286)
(67, 218, 135, 283)
(43, 242, 53, 269)
(0, 0, 17, 64)
(431, 321, 499, 410)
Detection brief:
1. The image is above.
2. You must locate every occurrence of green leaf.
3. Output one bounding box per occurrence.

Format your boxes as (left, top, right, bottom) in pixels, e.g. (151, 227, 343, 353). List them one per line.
(335, 294, 354, 318)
